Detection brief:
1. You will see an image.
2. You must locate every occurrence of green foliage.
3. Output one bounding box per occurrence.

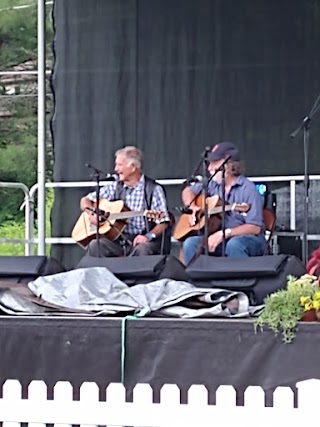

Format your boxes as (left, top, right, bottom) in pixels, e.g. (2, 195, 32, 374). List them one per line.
(0, 221, 25, 255)
(0, 0, 53, 68)
(254, 275, 319, 343)
(0, 136, 37, 222)
(0, 188, 53, 256)
(0, 0, 54, 221)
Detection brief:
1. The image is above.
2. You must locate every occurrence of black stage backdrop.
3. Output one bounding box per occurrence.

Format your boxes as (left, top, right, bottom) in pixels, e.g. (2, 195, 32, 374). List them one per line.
(50, 0, 320, 269)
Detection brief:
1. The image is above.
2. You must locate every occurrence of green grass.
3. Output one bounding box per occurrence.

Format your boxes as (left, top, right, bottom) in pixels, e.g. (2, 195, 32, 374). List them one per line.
(0, 221, 25, 255)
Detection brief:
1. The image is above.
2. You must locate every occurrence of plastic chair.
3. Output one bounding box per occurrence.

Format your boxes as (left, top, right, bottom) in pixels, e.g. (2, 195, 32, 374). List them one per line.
(263, 208, 276, 255)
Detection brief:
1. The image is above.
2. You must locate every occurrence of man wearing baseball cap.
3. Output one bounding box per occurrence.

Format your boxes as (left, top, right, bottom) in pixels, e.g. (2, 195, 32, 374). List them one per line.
(180, 142, 266, 265)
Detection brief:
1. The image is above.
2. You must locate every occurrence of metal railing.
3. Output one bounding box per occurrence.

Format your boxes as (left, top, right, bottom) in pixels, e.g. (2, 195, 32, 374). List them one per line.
(0, 182, 33, 255)
(1, 175, 320, 256)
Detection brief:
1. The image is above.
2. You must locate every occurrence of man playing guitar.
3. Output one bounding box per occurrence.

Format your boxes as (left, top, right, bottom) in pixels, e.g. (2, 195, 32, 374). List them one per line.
(79, 146, 170, 257)
(180, 142, 266, 265)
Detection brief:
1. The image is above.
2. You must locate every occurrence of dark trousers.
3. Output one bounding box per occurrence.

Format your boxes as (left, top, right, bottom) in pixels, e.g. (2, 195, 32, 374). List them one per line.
(86, 236, 163, 257)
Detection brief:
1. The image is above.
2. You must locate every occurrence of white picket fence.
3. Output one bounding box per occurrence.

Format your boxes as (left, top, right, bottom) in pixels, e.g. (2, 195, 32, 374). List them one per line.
(0, 378, 319, 426)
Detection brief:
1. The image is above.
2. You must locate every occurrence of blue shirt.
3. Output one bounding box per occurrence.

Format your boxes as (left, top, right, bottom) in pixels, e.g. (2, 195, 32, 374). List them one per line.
(86, 175, 169, 235)
(191, 175, 264, 233)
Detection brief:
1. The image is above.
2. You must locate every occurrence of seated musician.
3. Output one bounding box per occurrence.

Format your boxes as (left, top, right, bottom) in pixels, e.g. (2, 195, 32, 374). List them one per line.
(181, 142, 266, 265)
(80, 146, 171, 257)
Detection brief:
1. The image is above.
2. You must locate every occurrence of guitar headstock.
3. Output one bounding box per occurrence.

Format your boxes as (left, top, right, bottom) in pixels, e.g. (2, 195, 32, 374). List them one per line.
(144, 210, 164, 221)
(234, 203, 251, 213)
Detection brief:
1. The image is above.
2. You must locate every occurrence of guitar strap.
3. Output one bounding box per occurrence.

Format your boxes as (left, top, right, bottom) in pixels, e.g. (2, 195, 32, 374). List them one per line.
(113, 176, 158, 232)
(113, 176, 172, 254)
(143, 176, 173, 255)
(113, 180, 126, 204)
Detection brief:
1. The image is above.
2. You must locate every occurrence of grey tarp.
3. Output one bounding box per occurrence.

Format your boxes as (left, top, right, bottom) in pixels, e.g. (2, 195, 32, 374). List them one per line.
(0, 267, 263, 317)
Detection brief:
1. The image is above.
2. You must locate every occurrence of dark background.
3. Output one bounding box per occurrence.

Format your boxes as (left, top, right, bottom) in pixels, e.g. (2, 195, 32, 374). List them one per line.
(50, 0, 320, 269)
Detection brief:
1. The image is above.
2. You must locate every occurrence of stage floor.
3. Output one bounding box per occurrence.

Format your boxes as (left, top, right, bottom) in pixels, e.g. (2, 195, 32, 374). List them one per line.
(0, 315, 318, 403)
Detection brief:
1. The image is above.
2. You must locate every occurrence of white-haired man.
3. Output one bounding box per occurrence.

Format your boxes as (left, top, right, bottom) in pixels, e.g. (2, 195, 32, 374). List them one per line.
(80, 146, 171, 257)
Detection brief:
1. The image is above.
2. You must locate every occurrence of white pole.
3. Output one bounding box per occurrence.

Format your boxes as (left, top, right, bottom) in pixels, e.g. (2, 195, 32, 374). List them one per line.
(37, 0, 46, 255)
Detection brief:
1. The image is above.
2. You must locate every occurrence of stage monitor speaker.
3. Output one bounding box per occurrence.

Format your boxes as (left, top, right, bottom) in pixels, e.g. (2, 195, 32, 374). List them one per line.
(76, 255, 188, 285)
(275, 232, 304, 260)
(185, 254, 306, 306)
(0, 256, 65, 283)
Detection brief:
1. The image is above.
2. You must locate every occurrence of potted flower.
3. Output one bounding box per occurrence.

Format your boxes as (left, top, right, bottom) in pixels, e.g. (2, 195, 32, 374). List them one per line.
(300, 291, 320, 321)
(254, 274, 319, 343)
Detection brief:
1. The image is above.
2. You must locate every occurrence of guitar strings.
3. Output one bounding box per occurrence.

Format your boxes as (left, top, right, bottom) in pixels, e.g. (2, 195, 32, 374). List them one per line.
(80, 204, 163, 253)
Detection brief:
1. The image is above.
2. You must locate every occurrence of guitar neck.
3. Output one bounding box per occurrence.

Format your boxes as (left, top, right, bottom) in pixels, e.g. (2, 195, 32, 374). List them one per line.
(107, 210, 146, 221)
(208, 205, 233, 216)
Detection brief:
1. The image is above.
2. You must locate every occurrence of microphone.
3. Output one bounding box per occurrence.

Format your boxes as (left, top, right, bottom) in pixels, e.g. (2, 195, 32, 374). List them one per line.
(103, 173, 118, 181)
(85, 163, 106, 175)
(85, 164, 117, 181)
(183, 175, 204, 184)
(201, 146, 211, 158)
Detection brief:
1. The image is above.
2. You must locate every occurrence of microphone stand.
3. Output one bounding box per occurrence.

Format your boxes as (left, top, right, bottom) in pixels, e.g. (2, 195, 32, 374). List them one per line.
(93, 170, 102, 257)
(204, 154, 230, 257)
(290, 92, 320, 265)
(85, 163, 110, 258)
(184, 146, 211, 187)
(86, 164, 137, 257)
(195, 155, 231, 256)
(221, 162, 227, 257)
(179, 152, 231, 256)
(202, 151, 210, 256)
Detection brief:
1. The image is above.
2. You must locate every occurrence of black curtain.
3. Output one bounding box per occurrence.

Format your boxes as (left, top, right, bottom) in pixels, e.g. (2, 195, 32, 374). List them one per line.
(51, 0, 320, 269)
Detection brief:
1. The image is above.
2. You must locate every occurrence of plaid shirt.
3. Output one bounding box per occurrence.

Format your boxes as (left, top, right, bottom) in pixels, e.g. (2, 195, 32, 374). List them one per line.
(86, 175, 169, 235)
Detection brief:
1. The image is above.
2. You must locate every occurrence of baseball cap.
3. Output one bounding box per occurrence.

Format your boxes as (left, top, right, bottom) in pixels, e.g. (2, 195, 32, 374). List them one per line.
(207, 142, 240, 162)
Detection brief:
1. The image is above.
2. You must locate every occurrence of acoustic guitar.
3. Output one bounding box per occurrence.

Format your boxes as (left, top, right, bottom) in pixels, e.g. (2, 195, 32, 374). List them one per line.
(173, 194, 250, 241)
(71, 199, 163, 246)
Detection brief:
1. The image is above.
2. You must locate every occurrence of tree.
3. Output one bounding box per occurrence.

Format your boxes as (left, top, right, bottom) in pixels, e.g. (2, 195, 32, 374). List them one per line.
(0, 0, 53, 222)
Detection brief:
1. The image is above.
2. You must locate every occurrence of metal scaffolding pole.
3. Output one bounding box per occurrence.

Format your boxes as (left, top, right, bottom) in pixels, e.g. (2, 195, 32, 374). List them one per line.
(37, 0, 46, 255)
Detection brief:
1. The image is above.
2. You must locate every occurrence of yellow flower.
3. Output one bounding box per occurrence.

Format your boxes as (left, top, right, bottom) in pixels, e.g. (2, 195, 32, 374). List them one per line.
(305, 302, 313, 311)
(300, 296, 308, 305)
(314, 292, 320, 300)
(313, 301, 320, 310)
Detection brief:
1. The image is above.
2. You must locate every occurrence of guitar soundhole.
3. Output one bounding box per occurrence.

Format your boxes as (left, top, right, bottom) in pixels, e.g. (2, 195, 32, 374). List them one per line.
(96, 209, 109, 221)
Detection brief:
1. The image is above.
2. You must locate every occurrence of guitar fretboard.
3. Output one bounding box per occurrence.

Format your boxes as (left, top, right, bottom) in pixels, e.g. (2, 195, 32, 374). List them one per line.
(107, 210, 145, 221)
(208, 205, 233, 216)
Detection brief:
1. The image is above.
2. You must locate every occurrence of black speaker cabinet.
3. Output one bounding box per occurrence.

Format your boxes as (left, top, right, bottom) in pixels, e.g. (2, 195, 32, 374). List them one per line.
(272, 231, 305, 261)
(76, 255, 167, 285)
(0, 256, 65, 283)
(185, 254, 306, 305)
(76, 255, 189, 285)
